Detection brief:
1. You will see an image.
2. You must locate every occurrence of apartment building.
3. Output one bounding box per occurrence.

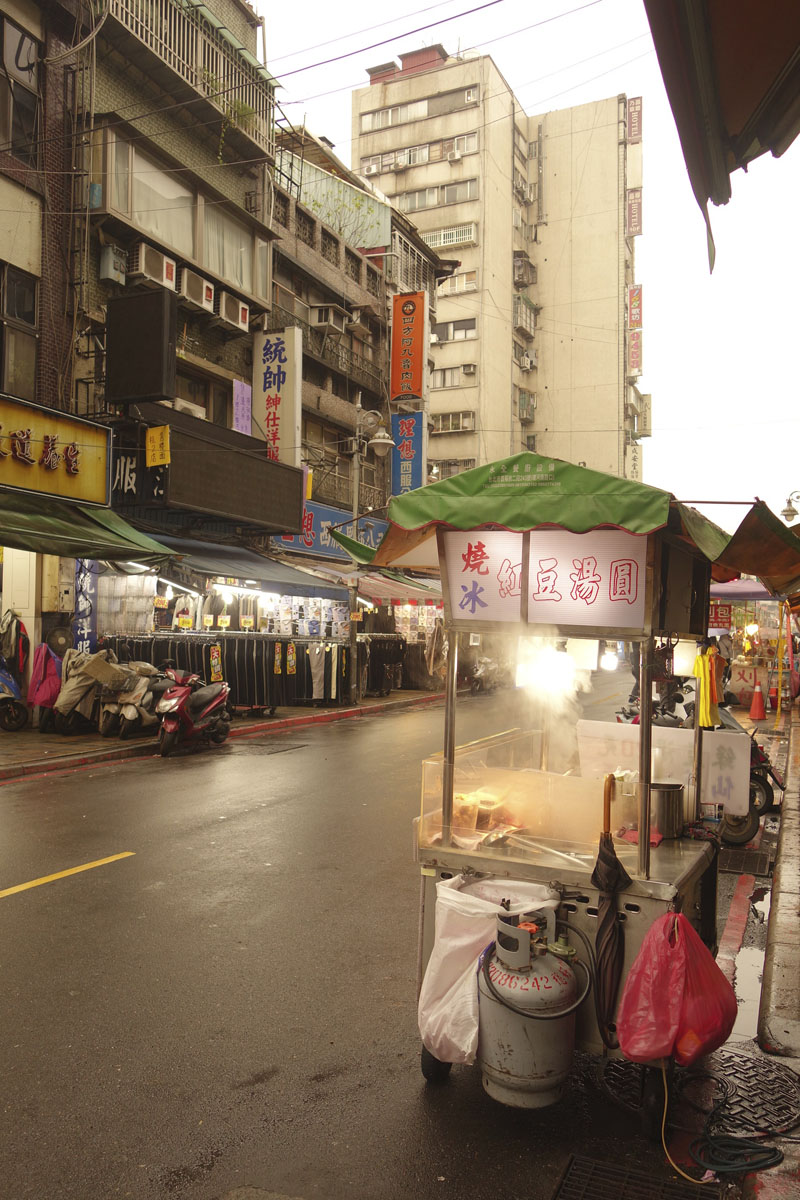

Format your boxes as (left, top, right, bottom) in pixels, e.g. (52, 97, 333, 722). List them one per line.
(352, 45, 650, 481)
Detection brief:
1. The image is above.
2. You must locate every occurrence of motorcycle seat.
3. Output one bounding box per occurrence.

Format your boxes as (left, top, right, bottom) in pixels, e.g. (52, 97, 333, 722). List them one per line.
(187, 683, 224, 711)
(149, 678, 174, 697)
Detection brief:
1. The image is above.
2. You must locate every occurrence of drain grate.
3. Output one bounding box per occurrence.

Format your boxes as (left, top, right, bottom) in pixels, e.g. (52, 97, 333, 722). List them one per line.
(232, 741, 307, 755)
(718, 848, 771, 876)
(549, 1155, 719, 1199)
(702, 1047, 800, 1136)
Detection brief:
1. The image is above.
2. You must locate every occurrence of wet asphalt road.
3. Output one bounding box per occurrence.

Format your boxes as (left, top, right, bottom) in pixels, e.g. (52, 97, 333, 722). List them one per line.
(0, 680, 738, 1200)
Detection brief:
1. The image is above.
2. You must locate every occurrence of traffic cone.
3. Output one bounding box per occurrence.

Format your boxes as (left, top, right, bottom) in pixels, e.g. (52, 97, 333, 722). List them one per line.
(749, 682, 766, 720)
(768, 685, 778, 711)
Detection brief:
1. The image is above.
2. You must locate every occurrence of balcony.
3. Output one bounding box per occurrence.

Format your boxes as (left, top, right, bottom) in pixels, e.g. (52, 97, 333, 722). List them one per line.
(266, 304, 385, 395)
(104, 0, 276, 160)
(513, 295, 536, 340)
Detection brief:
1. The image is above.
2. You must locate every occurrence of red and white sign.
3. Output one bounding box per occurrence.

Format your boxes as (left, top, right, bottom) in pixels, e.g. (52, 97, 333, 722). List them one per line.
(709, 602, 733, 629)
(628, 285, 642, 329)
(628, 329, 642, 376)
(627, 97, 642, 142)
(441, 529, 647, 629)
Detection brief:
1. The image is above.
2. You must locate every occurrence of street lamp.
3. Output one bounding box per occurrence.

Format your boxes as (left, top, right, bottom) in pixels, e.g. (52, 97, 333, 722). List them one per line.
(349, 392, 395, 704)
(780, 492, 800, 523)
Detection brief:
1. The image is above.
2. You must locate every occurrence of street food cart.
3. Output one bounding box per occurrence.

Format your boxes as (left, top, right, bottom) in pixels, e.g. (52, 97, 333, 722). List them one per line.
(362, 455, 760, 1091)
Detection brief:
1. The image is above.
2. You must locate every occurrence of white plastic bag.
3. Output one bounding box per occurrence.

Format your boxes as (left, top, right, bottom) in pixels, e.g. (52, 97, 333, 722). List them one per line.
(417, 875, 558, 1065)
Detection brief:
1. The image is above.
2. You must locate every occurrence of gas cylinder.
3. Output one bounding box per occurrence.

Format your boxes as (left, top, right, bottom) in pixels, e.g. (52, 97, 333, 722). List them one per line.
(477, 914, 579, 1108)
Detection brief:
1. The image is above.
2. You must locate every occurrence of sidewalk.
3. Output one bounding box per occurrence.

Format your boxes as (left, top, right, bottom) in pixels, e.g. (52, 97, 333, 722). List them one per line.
(0, 689, 446, 782)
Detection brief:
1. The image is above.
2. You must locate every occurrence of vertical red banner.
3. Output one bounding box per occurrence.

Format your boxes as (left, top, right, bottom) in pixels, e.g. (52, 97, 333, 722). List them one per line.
(390, 292, 425, 402)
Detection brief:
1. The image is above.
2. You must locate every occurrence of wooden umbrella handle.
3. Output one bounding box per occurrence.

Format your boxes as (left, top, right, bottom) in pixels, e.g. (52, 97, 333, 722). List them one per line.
(603, 773, 614, 834)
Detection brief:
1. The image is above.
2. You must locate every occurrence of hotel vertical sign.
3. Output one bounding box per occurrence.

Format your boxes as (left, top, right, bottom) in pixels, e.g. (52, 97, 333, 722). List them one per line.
(390, 292, 425, 402)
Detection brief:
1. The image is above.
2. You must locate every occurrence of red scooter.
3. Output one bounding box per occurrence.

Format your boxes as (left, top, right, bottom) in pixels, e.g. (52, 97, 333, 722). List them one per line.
(156, 667, 231, 757)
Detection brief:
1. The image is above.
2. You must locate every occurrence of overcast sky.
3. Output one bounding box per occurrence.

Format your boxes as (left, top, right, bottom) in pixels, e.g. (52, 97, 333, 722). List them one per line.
(259, 0, 800, 534)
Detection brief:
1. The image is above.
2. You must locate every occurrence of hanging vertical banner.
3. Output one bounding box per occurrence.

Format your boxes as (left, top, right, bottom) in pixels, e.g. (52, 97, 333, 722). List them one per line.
(628, 329, 643, 375)
(626, 187, 642, 236)
(628, 285, 642, 329)
(390, 292, 425, 402)
(232, 379, 252, 436)
(627, 96, 642, 142)
(73, 559, 98, 653)
(391, 411, 424, 495)
(251, 326, 302, 466)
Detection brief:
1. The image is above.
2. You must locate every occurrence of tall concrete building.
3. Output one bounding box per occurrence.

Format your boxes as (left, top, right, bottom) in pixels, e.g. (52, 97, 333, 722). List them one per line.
(352, 45, 650, 481)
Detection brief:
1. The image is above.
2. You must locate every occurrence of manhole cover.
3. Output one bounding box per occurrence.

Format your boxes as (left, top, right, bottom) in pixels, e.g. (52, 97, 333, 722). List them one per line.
(603, 1049, 800, 1139)
(718, 848, 771, 876)
(549, 1155, 719, 1199)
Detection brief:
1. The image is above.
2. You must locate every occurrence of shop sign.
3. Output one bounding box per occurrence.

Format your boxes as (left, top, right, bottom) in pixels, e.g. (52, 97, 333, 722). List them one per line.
(390, 292, 425, 402)
(73, 559, 98, 652)
(278, 500, 388, 560)
(112, 449, 167, 506)
(626, 187, 642, 236)
(0, 395, 110, 505)
(153, 595, 169, 609)
(203, 614, 214, 627)
(628, 329, 642, 375)
(232, 379, 252, 436)
(710, 602, 732, 629)
(441, 529, 647, 630)
(178, 616, 192, 628)
(217, 615, 231, 628)
(145, 425, 171, 467)
(241, 615, 254, 629)
(209, 644, 223, 682)
(251, 326, 302, 467)
(391, 411, 424, 495)
(627, 96, 642, 142)
(628, 285, 642, 329)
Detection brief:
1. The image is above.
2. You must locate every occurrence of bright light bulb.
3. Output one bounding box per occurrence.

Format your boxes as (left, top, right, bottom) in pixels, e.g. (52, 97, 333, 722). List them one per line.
(600, 650, 618, 671)
(220, 588, 234, 605)
(165, 584, 174, 601)
(745, 623, 759, 637)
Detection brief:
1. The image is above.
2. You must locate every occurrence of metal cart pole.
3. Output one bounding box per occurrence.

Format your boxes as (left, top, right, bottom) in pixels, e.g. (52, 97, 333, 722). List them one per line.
(638, 636, 654, 879)
(441, 630, 458, 847)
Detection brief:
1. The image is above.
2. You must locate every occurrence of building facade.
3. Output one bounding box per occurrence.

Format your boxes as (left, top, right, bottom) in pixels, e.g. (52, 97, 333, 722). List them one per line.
(352, 45, 650, 481)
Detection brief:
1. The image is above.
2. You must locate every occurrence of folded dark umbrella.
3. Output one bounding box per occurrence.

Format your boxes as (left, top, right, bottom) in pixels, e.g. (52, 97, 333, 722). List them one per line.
(591, 774, 633, 1048)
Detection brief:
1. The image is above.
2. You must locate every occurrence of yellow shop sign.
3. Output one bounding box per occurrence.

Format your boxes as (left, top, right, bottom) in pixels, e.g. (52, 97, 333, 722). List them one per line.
(0, 395, 110, 505)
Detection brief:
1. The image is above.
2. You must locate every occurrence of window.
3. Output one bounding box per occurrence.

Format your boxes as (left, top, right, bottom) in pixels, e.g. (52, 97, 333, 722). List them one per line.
(421, 223, 478, 249)
(512, 339, 526, 363)
(401, 186, 439, 213)
(360, 99, 428, 132)
(441, 179, 478, 205)
(431, 367, 462, 389)
(525, 435, 537, 452)
(431, 411, 475, 433)
(363, 132, 478, 172)
(176, 369, 231, 427)
(400, 180, 477, 212)
(432, 318, 477, 342)
(431, 458, 475, 479)
(0, 263, 37, 401)
(464, 88, 478, 103)
(104, 131, 271, 302)
(0, 19, 39, 166)
(438, 271, 478, 295)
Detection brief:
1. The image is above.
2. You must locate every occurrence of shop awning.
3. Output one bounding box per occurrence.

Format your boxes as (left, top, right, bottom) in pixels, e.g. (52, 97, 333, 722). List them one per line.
(711, 578, 775, 602)
(0, 490, 174, 565)
(643, 0, 800, 266)
(157, 536, 348, 600)
(277, 553, 442, 605)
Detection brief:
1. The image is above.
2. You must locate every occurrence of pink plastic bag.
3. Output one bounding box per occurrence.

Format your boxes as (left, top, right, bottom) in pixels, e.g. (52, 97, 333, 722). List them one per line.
(617, 913, 737, 1066)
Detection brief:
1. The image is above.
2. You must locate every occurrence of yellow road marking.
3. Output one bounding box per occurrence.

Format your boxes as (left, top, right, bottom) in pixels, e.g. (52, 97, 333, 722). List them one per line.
(0, 852, 135, 899)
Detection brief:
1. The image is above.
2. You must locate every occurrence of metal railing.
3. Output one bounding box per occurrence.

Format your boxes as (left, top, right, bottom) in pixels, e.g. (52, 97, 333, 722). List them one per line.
(108, 0, 276, 159)
(266, 304, 385, 393)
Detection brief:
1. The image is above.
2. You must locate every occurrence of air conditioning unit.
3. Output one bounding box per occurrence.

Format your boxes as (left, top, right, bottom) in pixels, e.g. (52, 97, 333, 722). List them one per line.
(391, 160, 408, 172)
(173, 397, 206, 419)
(520, 354, 533, 371)
(311, 304, 348, 335)
(462, 362, 477, 375)
(448, 150, 462, 163)
(429, 333, 440, 345)
(128, 242, 176, 290)
(364, 164, 379, 176)
(178, 268, 215, 313)
(214, 290, 250, 332)
(512, 210, 523, 229)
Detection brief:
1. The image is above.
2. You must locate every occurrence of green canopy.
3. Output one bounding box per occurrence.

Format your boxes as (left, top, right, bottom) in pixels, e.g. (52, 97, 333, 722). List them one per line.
(0, 490, 174, 565)
(386, 453, 672, 535)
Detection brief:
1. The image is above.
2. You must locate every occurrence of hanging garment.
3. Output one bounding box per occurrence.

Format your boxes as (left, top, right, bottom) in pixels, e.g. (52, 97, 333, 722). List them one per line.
(308, 644, 326, 700)
(692, 651, 719, 728)
(27, 643, 63, 709)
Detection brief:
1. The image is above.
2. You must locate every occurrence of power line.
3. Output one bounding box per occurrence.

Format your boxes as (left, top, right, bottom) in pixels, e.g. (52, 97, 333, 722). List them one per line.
(270, 0, 466, 64)
(278, 0, 508, 78)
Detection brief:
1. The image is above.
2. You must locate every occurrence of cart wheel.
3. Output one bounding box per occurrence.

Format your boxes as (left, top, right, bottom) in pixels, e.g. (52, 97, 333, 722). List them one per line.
(421, 1045, 452, 1084)
(749, 772, 774, 814)
(720, 801, 761, 846)
(640, 1066, 666, 1143)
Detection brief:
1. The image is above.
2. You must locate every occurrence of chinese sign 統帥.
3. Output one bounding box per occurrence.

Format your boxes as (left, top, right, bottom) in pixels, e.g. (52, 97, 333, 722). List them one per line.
(442, 529, 648, 629)
(390, 292, 425, 402)
(0, 395, 109, 505)
(251, 327, 301, 467)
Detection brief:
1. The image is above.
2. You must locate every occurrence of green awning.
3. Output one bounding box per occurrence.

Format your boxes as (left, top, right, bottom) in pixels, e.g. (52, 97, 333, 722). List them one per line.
(0, 490, 174, 565)
(386, 453, 672, 536)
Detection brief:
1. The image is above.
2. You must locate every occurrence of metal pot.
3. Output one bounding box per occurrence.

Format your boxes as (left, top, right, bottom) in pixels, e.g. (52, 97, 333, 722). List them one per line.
(651, 781, 684, 838)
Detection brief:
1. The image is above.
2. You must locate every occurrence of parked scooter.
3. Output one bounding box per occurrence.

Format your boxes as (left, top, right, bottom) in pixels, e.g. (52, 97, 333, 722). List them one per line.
(118, 671, 174, 739)
(718, 704, 784, 814)
(55, 648, 116, 734)
(156, 668, 231, 756)
(0, 654, 29, 731)
(470, 656, 511, 695)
